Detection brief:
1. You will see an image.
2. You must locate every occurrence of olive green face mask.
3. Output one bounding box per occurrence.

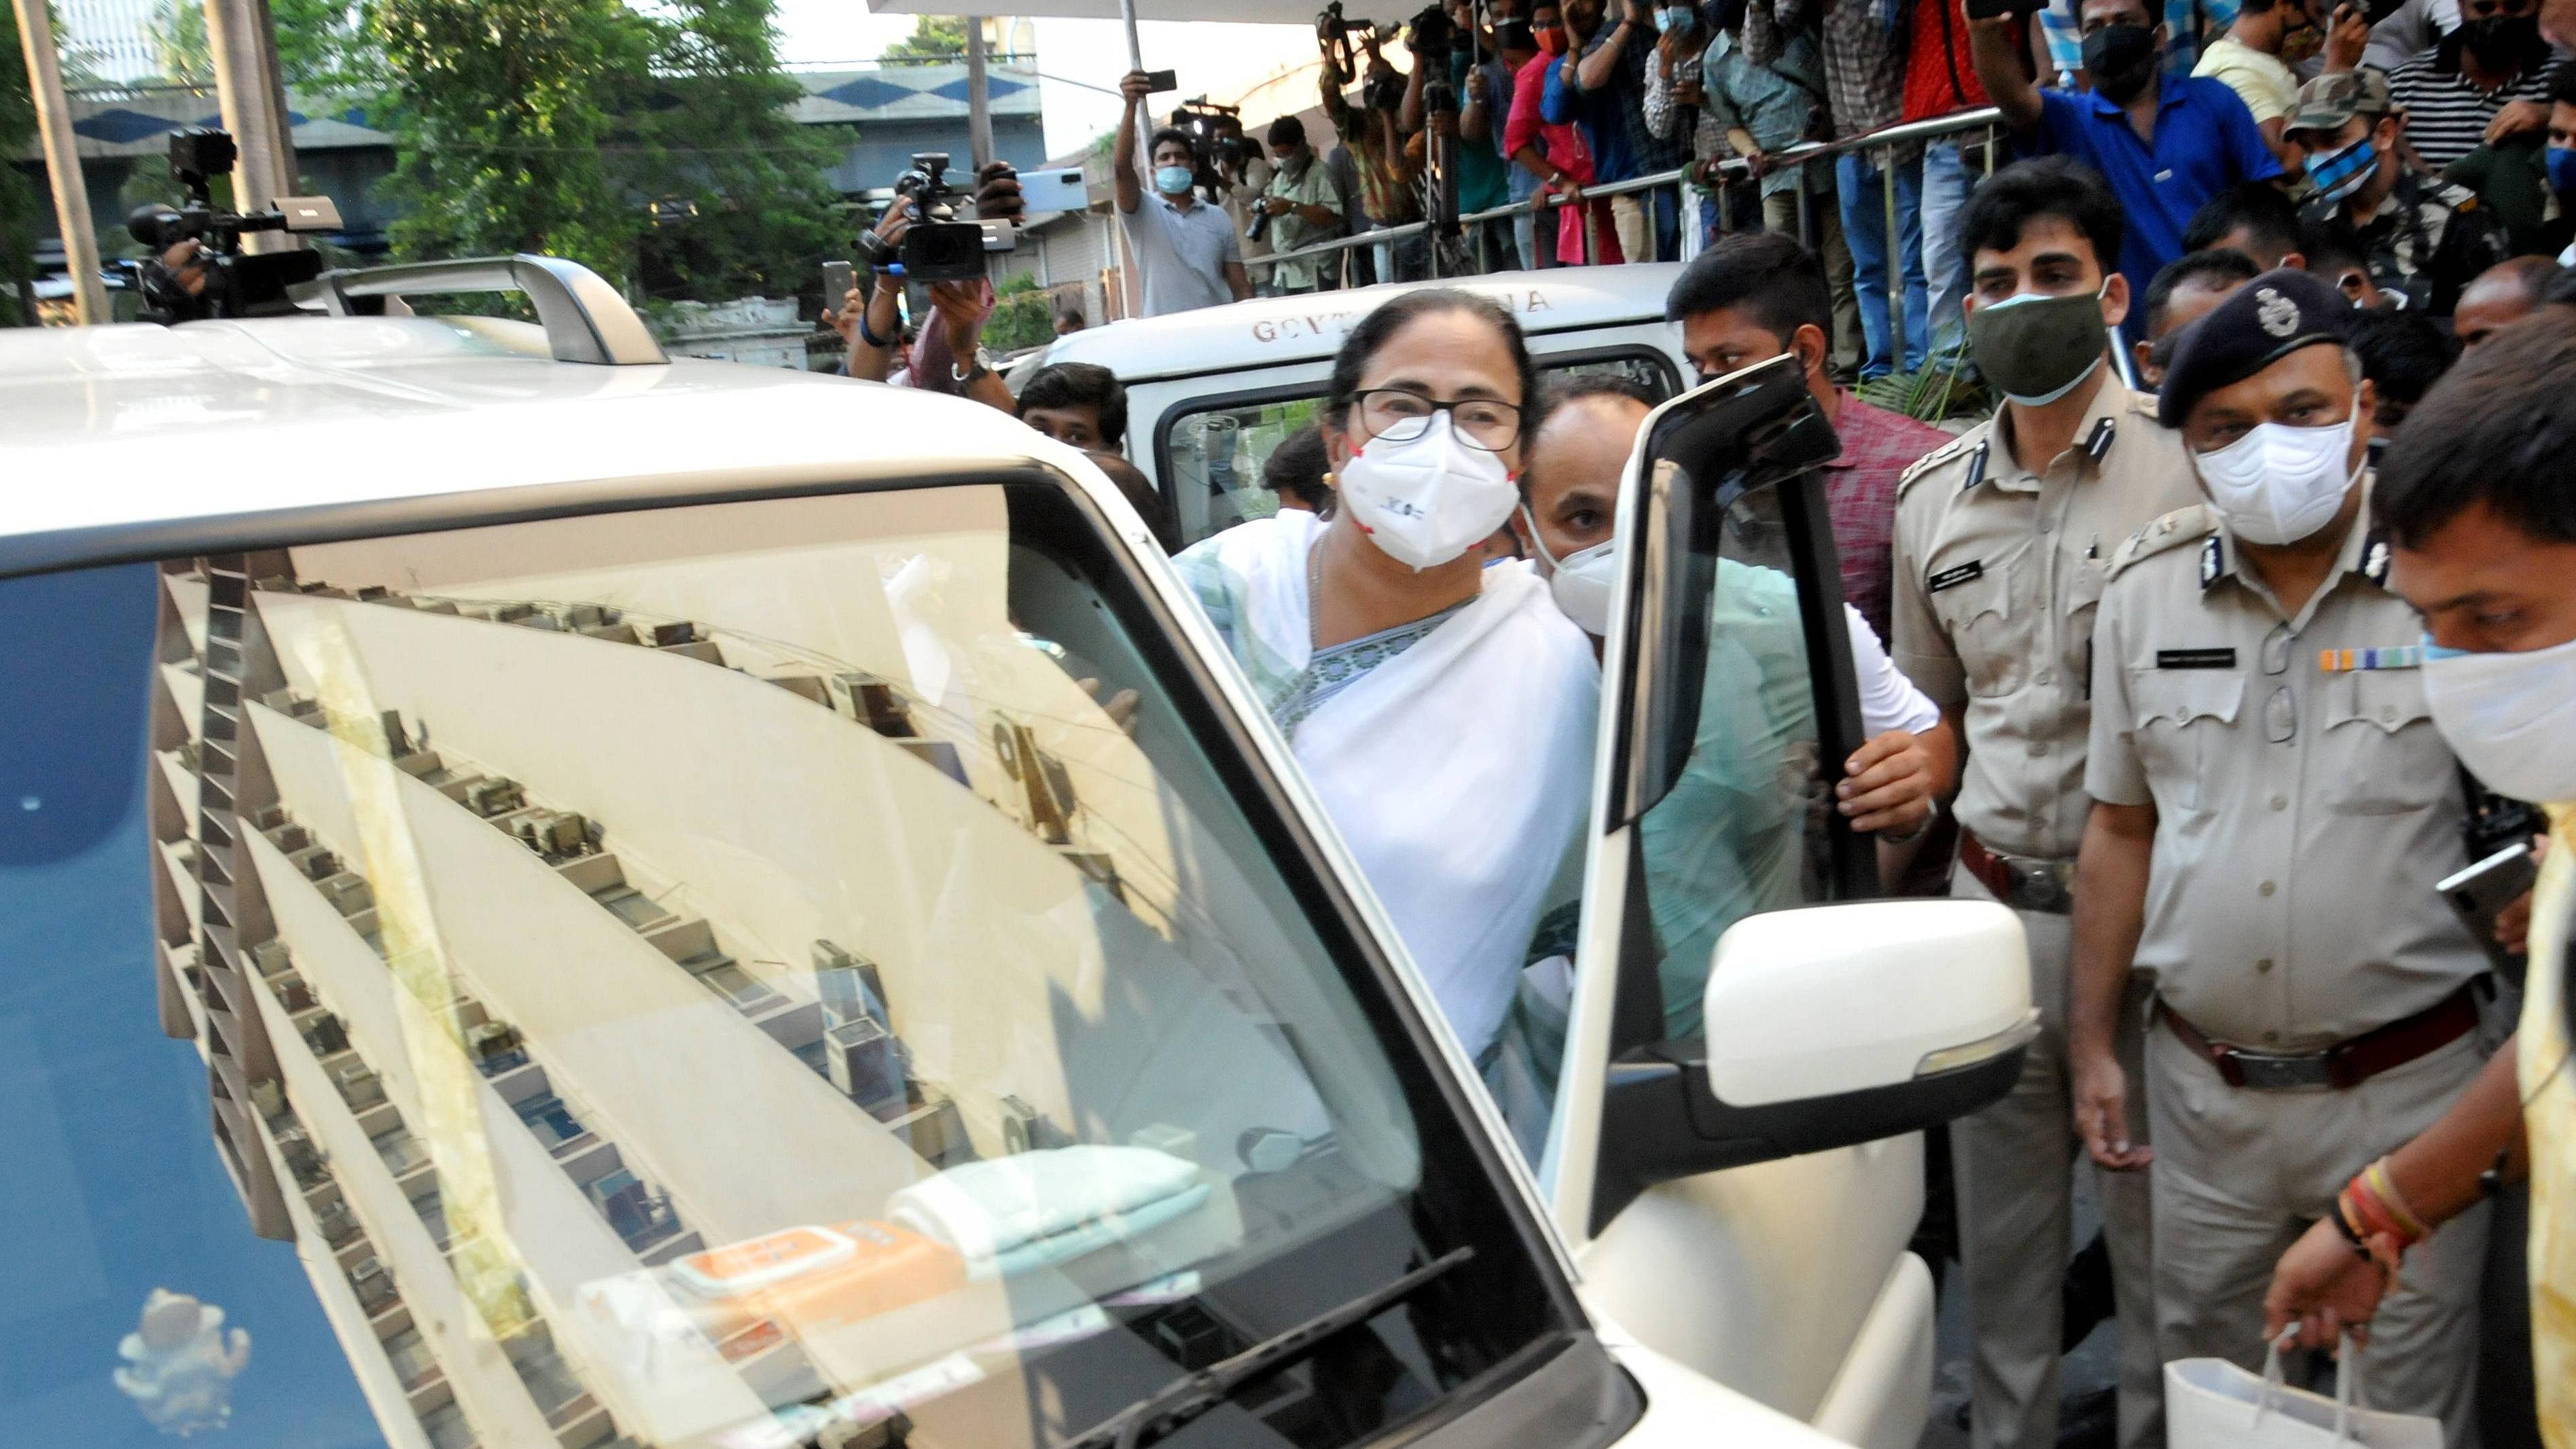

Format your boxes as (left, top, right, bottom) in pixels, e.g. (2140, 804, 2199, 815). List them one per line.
(1965, 289, 2110, 406)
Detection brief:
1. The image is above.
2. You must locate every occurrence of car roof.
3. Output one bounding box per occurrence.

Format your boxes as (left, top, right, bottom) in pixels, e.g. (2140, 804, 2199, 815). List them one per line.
(1041, 264, 1685, 385)
(0, 315, 1069, 562)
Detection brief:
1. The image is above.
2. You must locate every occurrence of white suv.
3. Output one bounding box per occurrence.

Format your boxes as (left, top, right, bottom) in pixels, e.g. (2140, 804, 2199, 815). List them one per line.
(0, 256, 2030, 1449)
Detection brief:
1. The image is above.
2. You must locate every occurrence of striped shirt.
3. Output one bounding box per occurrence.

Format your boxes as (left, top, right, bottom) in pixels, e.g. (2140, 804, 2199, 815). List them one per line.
(2387, 46, 2555, 171)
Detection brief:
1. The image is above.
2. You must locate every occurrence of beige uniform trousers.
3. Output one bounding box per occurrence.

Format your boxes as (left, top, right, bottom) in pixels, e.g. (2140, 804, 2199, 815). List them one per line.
(2144, 1020, 2489, 1446)
(1951, 861, 2163, 1449)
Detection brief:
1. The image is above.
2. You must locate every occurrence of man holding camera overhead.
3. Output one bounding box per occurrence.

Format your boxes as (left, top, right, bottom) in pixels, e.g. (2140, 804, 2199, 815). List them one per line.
(1117, 71, 1255, 317)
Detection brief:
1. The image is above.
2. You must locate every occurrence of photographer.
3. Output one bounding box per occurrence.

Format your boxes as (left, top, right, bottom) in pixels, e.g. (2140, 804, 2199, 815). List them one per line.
(823, 183, 1016, 416)
(1116, 71, 1255, 316)
(1259, 117, 1346, 294)
(1320, 27, 1431, 283)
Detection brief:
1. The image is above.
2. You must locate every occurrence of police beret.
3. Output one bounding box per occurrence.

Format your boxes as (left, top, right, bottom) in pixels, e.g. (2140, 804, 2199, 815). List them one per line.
(2156, 268, 2357, 428)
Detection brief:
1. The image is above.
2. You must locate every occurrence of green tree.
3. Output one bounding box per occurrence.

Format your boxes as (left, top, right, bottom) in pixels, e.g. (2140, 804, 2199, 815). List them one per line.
(878, 15, 966, 62)
(984, 271, 1052, 354)
(363, 0, 838, 305)
(144, 0, 362, 88)
(0, 3, 39, 324)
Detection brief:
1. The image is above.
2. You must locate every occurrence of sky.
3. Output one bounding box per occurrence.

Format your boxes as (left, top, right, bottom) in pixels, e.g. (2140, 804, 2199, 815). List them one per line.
(768, 6, 1325, 158)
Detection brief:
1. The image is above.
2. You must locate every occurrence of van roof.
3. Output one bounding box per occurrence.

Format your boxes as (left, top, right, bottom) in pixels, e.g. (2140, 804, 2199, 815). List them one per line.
(1042, 264, 1685, 386)
(0, 316, 1071, 566)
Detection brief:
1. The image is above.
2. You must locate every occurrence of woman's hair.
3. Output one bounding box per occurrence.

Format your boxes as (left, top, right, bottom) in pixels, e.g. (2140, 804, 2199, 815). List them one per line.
(1322, 287, 1539, 433)
(1262, 424, 1335, 512)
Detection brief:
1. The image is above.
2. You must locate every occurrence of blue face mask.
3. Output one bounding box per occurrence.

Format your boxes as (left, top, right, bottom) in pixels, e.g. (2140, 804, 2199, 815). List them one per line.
(2547, 145, 2576, 198)
(2303, 135, 2378, 205)
(1153, 164, 1195, 196)
(1657, 4, 1696, 30)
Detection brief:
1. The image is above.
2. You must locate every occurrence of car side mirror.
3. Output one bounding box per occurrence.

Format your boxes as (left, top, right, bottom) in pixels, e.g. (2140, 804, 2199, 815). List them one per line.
(1590, 899, 2034, 1232)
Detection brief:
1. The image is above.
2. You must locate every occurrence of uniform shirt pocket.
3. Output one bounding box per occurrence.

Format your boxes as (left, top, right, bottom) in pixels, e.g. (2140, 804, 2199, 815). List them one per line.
(2324, 670, 2450, 815)
(2126, 669, 2245, 814)
(1933, 571, 2018, 698)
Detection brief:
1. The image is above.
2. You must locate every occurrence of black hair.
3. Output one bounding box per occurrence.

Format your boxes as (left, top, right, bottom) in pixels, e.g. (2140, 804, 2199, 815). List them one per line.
(2552, 57, 2576, 105)
(2300, 218, 2369, 278)
(2141, 248, 2259, 336)
(1084, 448, 1180, 552)
(2346, 308, 2456, 408)
(1267, 114, 1308, 151)
(1540, 371, 1662, 417)
(1262, 425, 1335, 512)
(1016, 361, 1128, 448)
(2182, 181, 2304, 265)
(2473, 254, 2562, 309)
(1148, 126, 1196, 160)
(1956, 157, 2124, 280)
(2376, 318, 2576, 547)
(1663, 230, 1833, 347)
(1322, 287, 1541, 432)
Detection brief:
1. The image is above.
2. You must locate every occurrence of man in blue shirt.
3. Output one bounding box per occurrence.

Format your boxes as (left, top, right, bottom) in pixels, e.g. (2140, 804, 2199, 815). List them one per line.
(1971, 0, 2283, 340)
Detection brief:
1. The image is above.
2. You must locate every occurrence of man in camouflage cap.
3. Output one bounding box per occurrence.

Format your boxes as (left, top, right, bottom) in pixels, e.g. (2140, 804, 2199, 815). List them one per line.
(2286, 68, 2507, 316)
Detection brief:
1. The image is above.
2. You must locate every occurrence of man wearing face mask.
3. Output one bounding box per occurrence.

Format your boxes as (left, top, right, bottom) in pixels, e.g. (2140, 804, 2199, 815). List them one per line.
(2069, 268, 2492, 1444)
(2258, 318, 2576, 1449)
(1115, 74, 1254, 317)
(1511, 376, 1956, 1040)
(2380, 0, 2558, 171)
(1973, 0, 2283, 344)
(2287, 69, 2508, 315)
(1888, 158, 2195, 1449)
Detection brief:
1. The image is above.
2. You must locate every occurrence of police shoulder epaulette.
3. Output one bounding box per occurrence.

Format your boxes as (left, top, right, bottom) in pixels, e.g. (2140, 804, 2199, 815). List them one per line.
(1897, 430, 1980, 495)
(2107, 503, 2218, 581)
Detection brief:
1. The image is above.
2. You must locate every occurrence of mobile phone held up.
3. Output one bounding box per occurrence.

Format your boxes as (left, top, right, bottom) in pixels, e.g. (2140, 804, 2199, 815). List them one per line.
(1965, 0, 2047, 18)
(821, 260, 855, 308)
(2439, 842, 2540, 975)
(1143, 69, 1178, 94)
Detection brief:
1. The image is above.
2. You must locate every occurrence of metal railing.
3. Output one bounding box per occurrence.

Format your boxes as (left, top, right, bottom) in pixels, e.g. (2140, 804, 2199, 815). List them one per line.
(1247, 105, 2009, 356)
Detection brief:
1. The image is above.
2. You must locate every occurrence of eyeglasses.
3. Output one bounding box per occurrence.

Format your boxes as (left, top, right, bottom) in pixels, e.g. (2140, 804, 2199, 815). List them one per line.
(1357, 389, 1524, 451)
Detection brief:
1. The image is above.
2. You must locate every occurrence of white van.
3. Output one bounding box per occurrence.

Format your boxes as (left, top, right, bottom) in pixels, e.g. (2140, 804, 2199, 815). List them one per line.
(0, 256, 2029, 1449)
(1040, 266, 1692, 548)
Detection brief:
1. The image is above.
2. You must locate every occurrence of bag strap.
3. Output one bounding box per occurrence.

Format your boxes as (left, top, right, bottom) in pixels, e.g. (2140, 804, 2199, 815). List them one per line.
(2253, 1330, 2294, 1431)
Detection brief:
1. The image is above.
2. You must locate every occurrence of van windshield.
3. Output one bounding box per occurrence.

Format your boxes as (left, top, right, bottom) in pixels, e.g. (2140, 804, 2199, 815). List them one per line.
(0, 480, 1568, 1449)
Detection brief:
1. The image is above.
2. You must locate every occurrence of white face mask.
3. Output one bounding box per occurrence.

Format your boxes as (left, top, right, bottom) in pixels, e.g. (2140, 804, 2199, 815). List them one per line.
(1520, 504, 1618, 634)
(2192, 415, 2361, 546)
(2424, 633, 2576, 806)
(1337, 412, 1521, 571)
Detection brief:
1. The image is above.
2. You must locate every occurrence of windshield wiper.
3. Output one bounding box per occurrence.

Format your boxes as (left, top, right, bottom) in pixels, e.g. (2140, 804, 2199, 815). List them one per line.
(1063, 1245, 1476, 1449)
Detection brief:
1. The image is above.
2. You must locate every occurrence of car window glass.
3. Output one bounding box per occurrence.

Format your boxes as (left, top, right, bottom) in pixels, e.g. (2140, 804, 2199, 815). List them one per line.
(1, 483, 1569, 1449)
(1158, 348, 1681, 549)
(1634, 488, 1832, 1041)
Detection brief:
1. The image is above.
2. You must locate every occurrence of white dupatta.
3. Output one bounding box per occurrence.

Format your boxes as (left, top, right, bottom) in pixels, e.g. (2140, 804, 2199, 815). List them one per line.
(1174, 512, 1600, 1058)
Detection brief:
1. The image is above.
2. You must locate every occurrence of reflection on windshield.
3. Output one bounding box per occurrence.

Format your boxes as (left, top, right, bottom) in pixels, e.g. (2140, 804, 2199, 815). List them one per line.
(94, 485, 1546, 1449)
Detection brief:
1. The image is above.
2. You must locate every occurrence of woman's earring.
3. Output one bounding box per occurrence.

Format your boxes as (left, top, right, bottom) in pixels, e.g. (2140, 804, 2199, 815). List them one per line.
(1322, 471, 1338, 488)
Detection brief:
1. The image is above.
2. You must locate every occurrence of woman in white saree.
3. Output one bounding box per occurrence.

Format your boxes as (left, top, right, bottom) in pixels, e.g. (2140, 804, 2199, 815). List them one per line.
(1172, 290, 1600, 1066)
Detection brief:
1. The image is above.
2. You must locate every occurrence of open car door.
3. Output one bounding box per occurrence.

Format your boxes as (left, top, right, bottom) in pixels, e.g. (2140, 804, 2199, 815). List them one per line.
(1540, 356, 2041, 1448)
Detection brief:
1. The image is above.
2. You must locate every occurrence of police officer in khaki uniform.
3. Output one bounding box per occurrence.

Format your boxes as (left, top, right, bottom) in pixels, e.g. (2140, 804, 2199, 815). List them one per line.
(2069, 268, 2491, 1442)
(1890, 159, 2197, 1449)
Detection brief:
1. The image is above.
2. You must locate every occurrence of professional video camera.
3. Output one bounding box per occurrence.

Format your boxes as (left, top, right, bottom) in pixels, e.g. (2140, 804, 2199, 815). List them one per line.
(859, 151, 1018, 284)
(125, 127, 342, 322)
(1314, 1, 1378, 78)
(1175, 99, 1249, 194)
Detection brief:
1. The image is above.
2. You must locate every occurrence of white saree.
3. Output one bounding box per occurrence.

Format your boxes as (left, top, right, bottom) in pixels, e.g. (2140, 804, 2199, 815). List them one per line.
(1173, 511, 1600, 1059)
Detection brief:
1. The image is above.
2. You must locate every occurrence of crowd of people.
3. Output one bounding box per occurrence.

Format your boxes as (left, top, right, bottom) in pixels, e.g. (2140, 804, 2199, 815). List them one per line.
(810, 5, 2576, 1445)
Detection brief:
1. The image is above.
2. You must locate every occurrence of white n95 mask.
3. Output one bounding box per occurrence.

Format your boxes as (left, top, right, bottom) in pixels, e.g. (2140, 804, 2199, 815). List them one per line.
(2424, 634, 2576, 806)
(1337, 413, 1520, 571)
(1520, 503, 1619, 634)
(2193, 416, 2360, 546)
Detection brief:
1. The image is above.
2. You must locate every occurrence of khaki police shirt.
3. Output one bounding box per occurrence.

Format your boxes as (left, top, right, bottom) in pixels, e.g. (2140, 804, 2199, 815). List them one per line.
(1891, 378, 2199, 861)
(2085, 493, 2486, 1050)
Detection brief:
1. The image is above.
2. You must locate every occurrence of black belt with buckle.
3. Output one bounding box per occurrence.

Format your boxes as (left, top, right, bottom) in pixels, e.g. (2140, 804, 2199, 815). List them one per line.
(2156, 986, 2483, 1092)
(1958, 828, 2075, 914)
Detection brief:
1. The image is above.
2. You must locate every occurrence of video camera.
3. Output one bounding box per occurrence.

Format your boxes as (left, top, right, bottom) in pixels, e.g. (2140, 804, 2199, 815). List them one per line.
(1174, 99, 1250, 190)
(864, 151, 1017, 283)
(1315, 1, 1379, 77)
(126, 128, 342, 322)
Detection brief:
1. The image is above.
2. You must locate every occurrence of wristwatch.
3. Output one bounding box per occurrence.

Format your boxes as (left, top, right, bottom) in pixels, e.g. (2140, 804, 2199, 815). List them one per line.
(952, 348, 993, 386)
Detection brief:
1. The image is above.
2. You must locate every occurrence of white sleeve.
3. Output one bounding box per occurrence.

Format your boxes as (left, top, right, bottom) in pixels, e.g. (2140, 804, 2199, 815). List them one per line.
(1846, 603, 1942, 737)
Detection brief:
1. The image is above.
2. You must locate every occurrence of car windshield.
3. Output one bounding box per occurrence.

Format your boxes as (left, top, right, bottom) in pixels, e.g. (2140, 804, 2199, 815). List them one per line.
(0, 480, 1565, 1449)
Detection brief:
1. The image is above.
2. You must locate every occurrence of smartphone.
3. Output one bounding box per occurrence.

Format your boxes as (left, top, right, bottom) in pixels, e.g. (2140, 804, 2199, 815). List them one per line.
(1016, 167, 1092, 215)
(821, 260, 855, 306)
(1143, 69, 1178, 94)
(2439, 842, 2539, 969)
